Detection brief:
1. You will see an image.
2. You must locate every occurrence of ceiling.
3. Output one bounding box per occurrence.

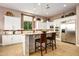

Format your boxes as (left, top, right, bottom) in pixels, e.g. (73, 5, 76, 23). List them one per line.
(0, 3, 78, 17)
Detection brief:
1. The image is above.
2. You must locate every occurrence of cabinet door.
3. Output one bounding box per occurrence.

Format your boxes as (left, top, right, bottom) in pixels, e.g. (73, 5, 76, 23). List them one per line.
(11, 35, 24, 44)
(4, 16, 13, 30)
(2, 35, 24, 45)
(12, 35, 21, 43)
(4, 16, 21, 30)
(37, 21, 47, 29)
(12, 17, 21, 30)
(2, 35, 12, 45)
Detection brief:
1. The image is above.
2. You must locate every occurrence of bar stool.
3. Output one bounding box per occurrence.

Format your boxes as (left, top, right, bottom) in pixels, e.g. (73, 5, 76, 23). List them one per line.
(35, 31, 47, 56)
(47, 32, 56, 50)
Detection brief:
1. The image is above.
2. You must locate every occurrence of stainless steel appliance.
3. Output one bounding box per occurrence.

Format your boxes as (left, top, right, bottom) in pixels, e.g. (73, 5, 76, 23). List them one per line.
(61, 23, 76, 44)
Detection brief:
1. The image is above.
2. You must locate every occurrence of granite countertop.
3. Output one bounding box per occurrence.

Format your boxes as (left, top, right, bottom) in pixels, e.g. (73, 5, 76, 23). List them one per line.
(2, 31, 56, 35)
(23, 31, 56, 35)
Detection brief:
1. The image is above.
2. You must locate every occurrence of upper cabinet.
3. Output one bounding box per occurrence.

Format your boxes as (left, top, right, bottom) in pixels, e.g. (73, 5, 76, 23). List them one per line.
(35, 21, 54, 30)
(35, 21, 45, 29)
(4, 16, 21, 30)
(53, 15, 76, 25)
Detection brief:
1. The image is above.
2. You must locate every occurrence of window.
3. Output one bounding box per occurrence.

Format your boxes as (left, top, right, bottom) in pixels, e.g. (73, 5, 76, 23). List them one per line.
(24, 21, 32, 30)
(23, 15, 32, 30)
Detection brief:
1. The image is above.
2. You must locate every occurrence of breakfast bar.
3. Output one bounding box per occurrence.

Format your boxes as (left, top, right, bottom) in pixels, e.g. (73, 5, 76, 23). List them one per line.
(22, 31, 56, 56)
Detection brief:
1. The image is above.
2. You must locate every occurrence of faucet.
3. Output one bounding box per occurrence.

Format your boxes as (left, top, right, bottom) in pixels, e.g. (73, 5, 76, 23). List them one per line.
(13, 30, 15, 34)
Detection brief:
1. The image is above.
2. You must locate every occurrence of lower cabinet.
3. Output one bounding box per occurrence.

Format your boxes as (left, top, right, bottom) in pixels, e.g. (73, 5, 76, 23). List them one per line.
(2, 35, 25, 45)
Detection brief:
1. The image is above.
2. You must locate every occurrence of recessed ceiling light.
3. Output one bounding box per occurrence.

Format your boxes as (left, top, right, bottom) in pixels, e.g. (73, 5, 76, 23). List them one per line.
(64, 4, 67, 7)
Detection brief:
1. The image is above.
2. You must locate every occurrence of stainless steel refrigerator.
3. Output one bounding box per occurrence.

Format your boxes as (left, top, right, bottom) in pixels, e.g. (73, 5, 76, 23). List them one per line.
(61, 23, 76, 44)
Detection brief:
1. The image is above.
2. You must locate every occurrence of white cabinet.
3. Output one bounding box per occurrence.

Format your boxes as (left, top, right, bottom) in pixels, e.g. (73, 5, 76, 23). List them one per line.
(47, 22, 54, 29)
(2, 35, 25, 45)
(35, 21, 54, 30)
(0, 16, 23, 45)
(4, 16, 21, 30)
(2, 35, 12, 45)
(35, 21, 50, 29)
(38, 22, 47, 29)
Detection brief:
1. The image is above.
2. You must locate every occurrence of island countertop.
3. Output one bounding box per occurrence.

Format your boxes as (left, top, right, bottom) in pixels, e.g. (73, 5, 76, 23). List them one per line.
(23, 31, 56, 35)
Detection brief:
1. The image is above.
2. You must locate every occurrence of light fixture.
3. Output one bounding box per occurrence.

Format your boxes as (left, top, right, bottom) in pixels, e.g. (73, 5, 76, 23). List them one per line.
(37, 18, 41, 21)
(64, 4, 67, 7)
(41, 19, 43, 22)
(45, 4, 50, 9)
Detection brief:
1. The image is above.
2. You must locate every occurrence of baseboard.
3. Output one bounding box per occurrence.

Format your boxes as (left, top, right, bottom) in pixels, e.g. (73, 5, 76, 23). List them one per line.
(76, 44, 79, 46)
(61, 41, 75, 45)
(0, 42, 22, 46)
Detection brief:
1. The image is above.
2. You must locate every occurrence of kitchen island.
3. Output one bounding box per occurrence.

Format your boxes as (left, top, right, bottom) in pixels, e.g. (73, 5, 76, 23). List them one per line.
(22, 31, 56, 56)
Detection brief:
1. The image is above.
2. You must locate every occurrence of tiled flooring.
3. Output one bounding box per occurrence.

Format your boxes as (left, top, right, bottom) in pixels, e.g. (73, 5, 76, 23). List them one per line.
(0, 41, 79, 56)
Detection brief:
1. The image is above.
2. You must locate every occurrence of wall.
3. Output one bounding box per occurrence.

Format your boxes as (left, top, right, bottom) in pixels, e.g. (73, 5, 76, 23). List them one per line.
(50, 9, 76, 21)
(76, 5, 79, 45)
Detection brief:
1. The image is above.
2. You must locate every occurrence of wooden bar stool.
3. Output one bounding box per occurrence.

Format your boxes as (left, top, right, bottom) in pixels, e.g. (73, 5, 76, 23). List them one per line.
(35, 31, 47, 56)
(47, 32, 56, 50)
